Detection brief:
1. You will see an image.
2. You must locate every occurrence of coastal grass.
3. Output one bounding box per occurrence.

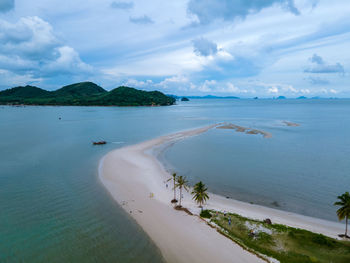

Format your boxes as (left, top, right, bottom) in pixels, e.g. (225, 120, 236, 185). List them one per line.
(205, 210, 350, 263)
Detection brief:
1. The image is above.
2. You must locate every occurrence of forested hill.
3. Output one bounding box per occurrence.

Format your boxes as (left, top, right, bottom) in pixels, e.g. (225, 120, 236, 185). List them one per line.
(0, 82, 175, 106)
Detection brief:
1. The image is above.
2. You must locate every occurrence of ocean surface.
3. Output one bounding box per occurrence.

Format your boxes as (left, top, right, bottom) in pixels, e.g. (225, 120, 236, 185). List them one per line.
(0, 99, 349, 261)
(163, 99, 350, 221)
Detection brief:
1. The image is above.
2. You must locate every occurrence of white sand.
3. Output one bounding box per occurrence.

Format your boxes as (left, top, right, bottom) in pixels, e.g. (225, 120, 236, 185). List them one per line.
(99, 124, 344, 263)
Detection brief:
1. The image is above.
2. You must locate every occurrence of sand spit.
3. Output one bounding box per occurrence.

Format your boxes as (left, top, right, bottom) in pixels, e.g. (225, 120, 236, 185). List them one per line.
(217, 123, 272, 138)
(99, 124, 344, 263)
(99, 124, 263, 263)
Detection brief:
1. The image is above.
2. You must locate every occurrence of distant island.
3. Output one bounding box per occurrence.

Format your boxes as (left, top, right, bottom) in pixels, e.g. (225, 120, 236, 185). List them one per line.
(167, 94, 240, 99)
(0, 82, 175, 106)
(181, 97, 190, 101)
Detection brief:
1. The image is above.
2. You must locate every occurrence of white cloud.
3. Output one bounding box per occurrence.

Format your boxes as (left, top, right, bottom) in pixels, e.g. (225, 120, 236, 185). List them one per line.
(304, 54, 344, 74)
(0, 16, 92, 79)
(0, 0, 350, 96)
(268, 86, 279, 94)
(197, 80, 216, 92)
(45, 46, 92, 75)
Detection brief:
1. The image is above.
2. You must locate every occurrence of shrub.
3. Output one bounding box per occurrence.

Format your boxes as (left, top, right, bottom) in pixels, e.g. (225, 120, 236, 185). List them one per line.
(200, 209, 212, 219)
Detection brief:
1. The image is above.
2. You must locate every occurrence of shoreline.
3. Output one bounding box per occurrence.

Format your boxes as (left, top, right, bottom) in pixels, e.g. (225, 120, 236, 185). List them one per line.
(99, 124, 344, 262)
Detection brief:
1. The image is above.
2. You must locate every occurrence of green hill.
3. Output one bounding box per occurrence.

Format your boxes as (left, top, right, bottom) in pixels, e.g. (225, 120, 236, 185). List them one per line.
(0, 85, 51, 99)
(87, 86, 175, 106)
(53, 82, 106, 97)
(0, 82, 175, 106)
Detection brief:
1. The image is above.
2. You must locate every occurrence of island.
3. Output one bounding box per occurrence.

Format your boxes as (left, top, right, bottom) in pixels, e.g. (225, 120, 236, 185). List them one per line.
(276, 96, 286, 99)
(181, 97, 190, 101)
(0, 81, 176, 106)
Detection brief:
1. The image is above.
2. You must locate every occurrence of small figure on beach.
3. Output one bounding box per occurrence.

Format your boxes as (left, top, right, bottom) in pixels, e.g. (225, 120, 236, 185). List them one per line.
(166, 184, 168, 188)
(228, 217, 231, 226)
(149, 192, 154, 198)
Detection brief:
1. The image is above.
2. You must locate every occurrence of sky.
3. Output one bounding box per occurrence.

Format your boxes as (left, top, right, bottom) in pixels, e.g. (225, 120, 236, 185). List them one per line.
(0, 0, 349, 97)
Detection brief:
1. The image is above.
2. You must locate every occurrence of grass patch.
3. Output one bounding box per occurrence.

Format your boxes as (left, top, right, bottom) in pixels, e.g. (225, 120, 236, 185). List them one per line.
(200, 209, 212, 219)
(208, 210, 350, 263)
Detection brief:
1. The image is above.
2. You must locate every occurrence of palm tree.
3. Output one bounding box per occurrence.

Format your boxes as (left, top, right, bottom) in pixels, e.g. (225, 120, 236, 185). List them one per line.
(171, 173, 178, 204)
(191, 181, 209, 209)
(175, 175, 189, 207)
(334, 191, 350, 237)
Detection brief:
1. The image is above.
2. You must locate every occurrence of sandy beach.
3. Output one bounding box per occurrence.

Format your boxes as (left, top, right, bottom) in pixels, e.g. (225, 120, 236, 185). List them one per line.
(99, 124, 344, 263)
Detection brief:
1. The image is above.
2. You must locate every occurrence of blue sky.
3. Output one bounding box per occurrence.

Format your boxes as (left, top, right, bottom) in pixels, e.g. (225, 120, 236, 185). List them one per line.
(0, 0, 349, 97)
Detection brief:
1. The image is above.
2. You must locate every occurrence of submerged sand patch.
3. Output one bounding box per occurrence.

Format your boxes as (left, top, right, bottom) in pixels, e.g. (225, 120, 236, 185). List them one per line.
(283, 121, 300, 127)
(217, 123, 272, 138)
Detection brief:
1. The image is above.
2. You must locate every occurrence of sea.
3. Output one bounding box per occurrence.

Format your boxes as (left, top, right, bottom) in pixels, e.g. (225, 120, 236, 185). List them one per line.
(0, 98, 349, 262)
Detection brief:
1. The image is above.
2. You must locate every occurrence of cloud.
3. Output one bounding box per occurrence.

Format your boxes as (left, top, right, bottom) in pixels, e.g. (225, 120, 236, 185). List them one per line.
(45, 46, 92, 76)
(0, 69, 42, 90)
(187, 0, 299, 25)
(320, 88, 338, 94)
(306, 76, 330, 85)
(198, 79, 216, 92)
(304, 54, 344, 74)
(192, 37, 218, 57)
(129, 15, 154, 24)
(0, 0, 14, 13)
(268, 86, 279, 94)
(0, 16, 92, 79)
(110, 1, 133, 10)
(123, 78, 152, 87)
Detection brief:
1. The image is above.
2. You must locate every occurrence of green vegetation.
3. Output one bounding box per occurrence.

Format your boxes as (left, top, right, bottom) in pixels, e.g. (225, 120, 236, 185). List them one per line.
(200, 209, 212, 219)
(175, 175, 189, 206)
(0, 82, 175, 106)
(334, 192, 350, 237)
(53, 82, 106, 97)
(191, 181, 209, 208)
(207, 211, 350, 263)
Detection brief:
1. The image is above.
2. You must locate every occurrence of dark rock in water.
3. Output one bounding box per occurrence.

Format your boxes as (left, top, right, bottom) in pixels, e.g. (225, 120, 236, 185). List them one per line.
(226, 196, 230, 199)
(264, 218, 272, 225)
(181, 97, 190, 101)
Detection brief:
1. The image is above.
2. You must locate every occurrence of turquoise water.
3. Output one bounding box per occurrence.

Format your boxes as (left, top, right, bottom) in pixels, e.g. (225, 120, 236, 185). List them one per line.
(0, 105, 209, 262)
(163, 99, 350, 222)
(0, 99, 349, 261)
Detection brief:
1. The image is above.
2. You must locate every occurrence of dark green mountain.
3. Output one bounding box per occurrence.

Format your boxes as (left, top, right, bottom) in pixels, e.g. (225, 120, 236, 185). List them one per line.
(0, 85, 51, 99)
(53, 81, 106, 97)
(0, 82, 175, 106)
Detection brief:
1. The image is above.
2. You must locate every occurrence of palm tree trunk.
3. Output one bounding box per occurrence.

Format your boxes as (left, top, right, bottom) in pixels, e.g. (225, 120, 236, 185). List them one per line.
(346, 216, 348, 236)
(181, 187, 183, 206)
(173, 177, 176, 200)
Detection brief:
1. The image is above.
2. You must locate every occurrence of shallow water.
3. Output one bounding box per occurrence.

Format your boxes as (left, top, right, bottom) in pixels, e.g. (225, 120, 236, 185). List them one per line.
(163, 99, 350, 222)
(0, 99, 349, 261)
(0, 105, 209, 262)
